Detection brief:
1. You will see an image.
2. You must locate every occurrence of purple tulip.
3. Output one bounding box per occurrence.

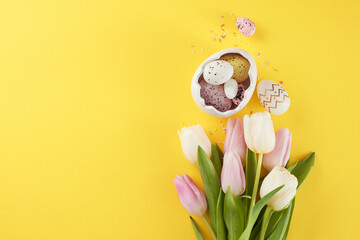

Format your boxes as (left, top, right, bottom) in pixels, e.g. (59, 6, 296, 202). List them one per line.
(224, 118, 247, 164)
(221, 151, 246, 197)
(174, 174, 207, 216)
(263, 128, 292, 172)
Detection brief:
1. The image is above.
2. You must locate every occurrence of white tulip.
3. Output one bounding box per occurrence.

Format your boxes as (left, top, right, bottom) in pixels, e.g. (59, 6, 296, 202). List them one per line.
(178, 125, 211, 164)
(243, 112, 276, 154)
(260, 166, 298, 211)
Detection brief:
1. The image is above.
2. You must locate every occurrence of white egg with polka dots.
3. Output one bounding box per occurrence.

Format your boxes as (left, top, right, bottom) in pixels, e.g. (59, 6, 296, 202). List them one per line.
(203, 60, 234, 85)
(257, 80, 290, 115)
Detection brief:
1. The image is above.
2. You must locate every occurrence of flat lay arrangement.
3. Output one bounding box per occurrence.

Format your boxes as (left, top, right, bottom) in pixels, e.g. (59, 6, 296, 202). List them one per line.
(175, 16, 314, 240)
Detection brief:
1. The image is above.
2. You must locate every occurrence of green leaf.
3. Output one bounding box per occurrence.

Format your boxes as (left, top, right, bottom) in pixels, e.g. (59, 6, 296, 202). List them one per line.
(215, 144, 224, 160)
(267, 199, 295, 240)
(264, 210, 284, 238)
(239, 185, 284, 240)
(198, 146, 221, 231)
(282, 198, 295, 240)
(287, 161, 298, 172)
(240, 195, 251, 199)
(244, 148, 257, 219)
(249, 210, 265, 240)
(190, 216, 205, 240)
(224, 188, 245, 240)
(245, 148, 257, 197)
(211, 144, 222, 178)
(216, 190, 226, 240)
(291, 152, 315, 190)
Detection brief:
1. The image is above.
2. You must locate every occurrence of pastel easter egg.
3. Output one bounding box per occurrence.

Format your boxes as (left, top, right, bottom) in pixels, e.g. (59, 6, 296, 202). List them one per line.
(236, 17, 256, 37)
(224, 79, 238, 99)
(257, 80, 290, 115)
(203, 60, 234, 85)
(232, 83, 246, 105)
(199, 79, 232, 112)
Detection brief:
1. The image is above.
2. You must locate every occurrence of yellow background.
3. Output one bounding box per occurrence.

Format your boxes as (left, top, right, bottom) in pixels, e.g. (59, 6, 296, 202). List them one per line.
(0, 0, 359, 239)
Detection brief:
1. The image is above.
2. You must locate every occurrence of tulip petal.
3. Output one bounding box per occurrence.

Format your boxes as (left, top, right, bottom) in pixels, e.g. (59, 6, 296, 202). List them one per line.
(243, 114, 254, 152)
(178, 125, 212, 164)
(263, 128, 292, 171)
(283, 130, 292, 167)
(174, 178, 203, 215)
(184, 174, 207, 213)
(259, 167, 298, 211)
(221, 151, 246, 197)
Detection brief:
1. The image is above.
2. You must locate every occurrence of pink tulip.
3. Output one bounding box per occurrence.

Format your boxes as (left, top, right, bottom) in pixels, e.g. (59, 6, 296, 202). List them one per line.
(263, 128, 292, 172)
(174, 174, 207, 216)
(224, 118, 247, 164)
(221, 151, 246, 197)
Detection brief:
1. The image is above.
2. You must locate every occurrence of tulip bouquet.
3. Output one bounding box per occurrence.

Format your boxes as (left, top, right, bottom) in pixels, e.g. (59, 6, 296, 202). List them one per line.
(175, 112, 315, 240)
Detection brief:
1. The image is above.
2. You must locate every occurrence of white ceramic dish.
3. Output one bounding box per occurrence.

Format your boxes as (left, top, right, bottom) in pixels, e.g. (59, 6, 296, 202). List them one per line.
(191, 48, 257, 117)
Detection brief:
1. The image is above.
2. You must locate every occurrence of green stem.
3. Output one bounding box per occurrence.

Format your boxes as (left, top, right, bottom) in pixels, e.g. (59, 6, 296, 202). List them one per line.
(259, 206, 273, 240)
(201, 215, 217, 240)
(248, 153, 263, 219)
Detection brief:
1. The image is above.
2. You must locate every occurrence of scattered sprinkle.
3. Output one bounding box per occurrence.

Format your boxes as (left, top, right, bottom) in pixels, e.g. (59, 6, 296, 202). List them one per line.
(202, 48, 204, 52)
(221, 16, 224, 18)
(209, 131, 212, 135)
(190, 45, 194, 47)
(214, 129, 217, 132)
(222, 28, 225, 31)
(274, 69, 278, 72)
(248, 44, 250, 46)
(221, 24, 225, 27)
(266, 61, 269, 65)
(259, 63, 263, 68)
(192, 49, 195, 53)
(181, 121, 184, 124)
(280, 81, 283, 84)
(250, 111, 253, 114)
(219, 39, 221, 42)
(234, 45, 238, 47)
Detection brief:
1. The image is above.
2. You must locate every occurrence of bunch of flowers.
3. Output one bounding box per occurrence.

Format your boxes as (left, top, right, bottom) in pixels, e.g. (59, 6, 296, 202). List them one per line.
(175, 112, 315, 240)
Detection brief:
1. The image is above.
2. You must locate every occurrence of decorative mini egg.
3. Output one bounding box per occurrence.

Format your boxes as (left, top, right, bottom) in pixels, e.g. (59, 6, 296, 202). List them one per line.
(232, 83, 246, 105)
(199, 79, 232, 112)
(236, 17, 256, 37)
(224, 79, 238, 99)
(203, 60, 234, 85)
(257, 80, 290, 115)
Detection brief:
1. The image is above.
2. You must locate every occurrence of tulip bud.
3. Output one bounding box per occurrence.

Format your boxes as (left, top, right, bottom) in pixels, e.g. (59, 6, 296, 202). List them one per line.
(224, 118, 247, 164)
(263, 128, 292, 171)
(259, 166, 298, 211)
(243, 112, 275, 154)
(178, 125, 211, 164)
(174, 174, 208, 216)
(221, 151, 246, 197)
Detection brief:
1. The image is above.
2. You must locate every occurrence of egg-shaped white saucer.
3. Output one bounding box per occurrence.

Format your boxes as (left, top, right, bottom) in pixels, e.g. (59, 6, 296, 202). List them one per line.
(191, 48, 257, 117)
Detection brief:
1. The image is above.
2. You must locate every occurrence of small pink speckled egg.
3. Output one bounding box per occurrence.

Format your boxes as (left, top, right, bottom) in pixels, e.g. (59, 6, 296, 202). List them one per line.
(236, 17, 256, 37)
